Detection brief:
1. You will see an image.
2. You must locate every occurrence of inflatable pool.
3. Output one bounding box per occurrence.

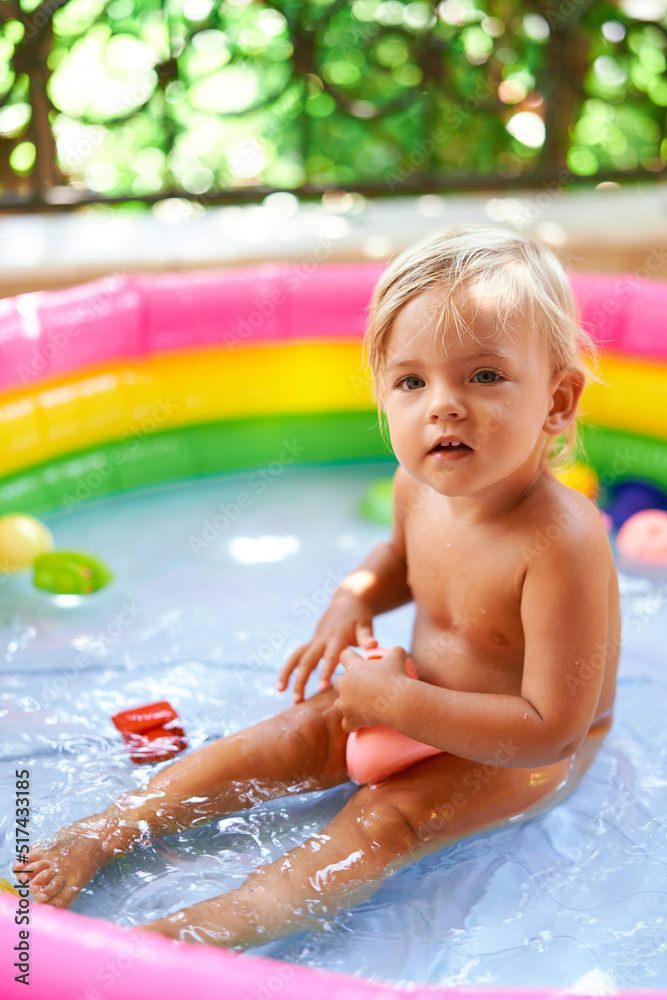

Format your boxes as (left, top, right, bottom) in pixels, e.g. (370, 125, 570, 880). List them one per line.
(1, 263, 666, 999)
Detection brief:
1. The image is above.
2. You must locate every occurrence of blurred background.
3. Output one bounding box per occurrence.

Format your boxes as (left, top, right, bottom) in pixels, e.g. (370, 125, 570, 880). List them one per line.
(0, 0, 665, 294)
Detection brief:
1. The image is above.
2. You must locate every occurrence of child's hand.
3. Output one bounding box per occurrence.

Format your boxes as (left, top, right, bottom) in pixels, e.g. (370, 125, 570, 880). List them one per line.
(276, 594, 377, 703)
(334, 646, 410, 732)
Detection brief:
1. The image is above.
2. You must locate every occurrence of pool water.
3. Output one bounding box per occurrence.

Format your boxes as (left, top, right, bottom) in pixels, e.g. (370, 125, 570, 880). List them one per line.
(1, 463, 666, 991)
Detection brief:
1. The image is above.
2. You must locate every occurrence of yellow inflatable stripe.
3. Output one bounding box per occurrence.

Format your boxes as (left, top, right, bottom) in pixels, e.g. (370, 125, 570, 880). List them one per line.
(0, 345, 663, 478)
(0, 342, 373, 475)
(582, 354, 667, 437)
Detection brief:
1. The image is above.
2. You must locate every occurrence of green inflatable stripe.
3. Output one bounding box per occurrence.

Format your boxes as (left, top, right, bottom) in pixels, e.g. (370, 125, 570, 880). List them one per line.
(579, 424, 667, 493)
(0, 411, 390, 516)
(1, 415, 664, 519)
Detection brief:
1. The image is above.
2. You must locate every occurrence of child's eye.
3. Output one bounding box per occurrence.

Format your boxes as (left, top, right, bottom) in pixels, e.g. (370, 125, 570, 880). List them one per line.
(471, 370, 502, 384)
(397, 376, 425, 391)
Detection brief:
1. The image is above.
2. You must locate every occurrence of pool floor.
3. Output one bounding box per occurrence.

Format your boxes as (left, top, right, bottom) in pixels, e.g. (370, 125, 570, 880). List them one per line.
(1, 463, 666, 990)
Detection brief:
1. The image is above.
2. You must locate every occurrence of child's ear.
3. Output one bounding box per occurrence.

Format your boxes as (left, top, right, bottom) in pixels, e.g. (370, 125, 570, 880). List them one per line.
(543, 367, 586, 436)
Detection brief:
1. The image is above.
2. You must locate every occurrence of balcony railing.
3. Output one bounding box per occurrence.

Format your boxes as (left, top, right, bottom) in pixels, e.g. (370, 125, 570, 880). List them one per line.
(0, 0, 665, 212)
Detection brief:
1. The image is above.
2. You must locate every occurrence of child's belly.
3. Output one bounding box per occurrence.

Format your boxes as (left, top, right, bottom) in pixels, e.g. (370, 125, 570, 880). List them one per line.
(410, 614, 525, 695)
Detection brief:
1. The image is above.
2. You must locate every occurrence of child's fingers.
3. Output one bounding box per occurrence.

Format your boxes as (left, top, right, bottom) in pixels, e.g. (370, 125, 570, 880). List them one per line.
(356, 624, 377, 649)
(276, 644, 309, 690)
(318, 639, 346, 690)
(386, 644, 408, 663)
(339, 647, 364, 670)
(291, 646, 325, 702)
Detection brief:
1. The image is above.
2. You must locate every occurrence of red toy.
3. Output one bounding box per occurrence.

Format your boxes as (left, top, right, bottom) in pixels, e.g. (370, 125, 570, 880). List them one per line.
(111, 700, 187, 764)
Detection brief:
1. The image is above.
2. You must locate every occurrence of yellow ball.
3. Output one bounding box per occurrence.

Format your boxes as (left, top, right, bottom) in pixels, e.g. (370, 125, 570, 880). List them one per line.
(554, 462, 599, 500)
(0, 514, 55, 574)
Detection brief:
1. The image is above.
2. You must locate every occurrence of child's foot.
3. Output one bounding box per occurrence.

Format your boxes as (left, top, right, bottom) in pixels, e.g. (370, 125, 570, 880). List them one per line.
(13, 819, 117, 908)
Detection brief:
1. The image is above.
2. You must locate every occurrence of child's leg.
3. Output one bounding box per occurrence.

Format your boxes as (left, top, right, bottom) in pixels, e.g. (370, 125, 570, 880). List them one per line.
(15, 689, 348, 909)
(141, 740, 600, 949)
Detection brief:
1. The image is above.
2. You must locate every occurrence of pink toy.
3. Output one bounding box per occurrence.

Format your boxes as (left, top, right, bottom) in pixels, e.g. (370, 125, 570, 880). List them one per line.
(616, 509, 667, 564)
(345, 647, 442, 784)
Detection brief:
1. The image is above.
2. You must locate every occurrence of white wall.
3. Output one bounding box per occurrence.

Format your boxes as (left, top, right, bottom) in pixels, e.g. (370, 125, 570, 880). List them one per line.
(0, 184, 665, 296)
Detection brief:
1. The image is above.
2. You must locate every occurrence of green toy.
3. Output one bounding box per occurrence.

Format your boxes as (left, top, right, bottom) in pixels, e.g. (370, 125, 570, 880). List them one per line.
(33, 551, 114, 595)
(359, 477, 394, 526)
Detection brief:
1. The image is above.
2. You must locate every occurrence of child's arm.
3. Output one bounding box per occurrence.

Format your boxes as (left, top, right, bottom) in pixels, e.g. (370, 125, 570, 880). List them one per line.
(277, 469, 413, 703)
(335, 519, 614, 767)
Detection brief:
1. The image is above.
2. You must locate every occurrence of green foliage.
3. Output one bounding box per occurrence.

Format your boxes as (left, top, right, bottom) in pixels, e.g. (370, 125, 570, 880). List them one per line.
(0, 0, 665, 201)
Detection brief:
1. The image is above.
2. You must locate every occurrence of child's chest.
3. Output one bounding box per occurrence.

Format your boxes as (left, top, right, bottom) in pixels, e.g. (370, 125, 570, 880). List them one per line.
(404, 510, 526, 653)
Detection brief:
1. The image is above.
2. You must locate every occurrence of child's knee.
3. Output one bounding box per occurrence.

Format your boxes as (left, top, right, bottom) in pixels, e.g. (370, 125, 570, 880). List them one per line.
(353, 785, 431, 853)
(273, 690, 347, 775)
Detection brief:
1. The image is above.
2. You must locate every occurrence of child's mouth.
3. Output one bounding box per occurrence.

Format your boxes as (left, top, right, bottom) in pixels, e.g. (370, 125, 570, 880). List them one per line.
(430, 441, 472, 453)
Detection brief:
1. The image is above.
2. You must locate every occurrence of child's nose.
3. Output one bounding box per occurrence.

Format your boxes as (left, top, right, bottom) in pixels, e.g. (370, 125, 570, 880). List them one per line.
(427, 384, 466, 421)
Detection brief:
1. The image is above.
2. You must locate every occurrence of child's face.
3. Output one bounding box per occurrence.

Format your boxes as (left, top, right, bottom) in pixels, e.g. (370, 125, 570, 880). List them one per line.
(381, 285, 562, 501)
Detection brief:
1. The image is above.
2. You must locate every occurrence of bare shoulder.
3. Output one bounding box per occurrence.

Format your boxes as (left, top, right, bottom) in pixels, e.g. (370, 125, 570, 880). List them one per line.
(520, 477, 612, 575)
(519, 477, 619, 734)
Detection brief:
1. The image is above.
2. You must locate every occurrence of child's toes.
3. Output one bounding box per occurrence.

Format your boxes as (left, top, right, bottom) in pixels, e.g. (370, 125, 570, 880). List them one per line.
(16, 857, 51, 885)
(15, 848, 45, 871)
(41, 876, 80, 908)
(30, 864, 57, 889)
(14, 854, 39, 874)
(32, 874, 66, 903)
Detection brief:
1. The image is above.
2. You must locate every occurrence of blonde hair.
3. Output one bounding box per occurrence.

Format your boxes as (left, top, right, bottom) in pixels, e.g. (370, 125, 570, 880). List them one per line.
(364, 225, 597, 468)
